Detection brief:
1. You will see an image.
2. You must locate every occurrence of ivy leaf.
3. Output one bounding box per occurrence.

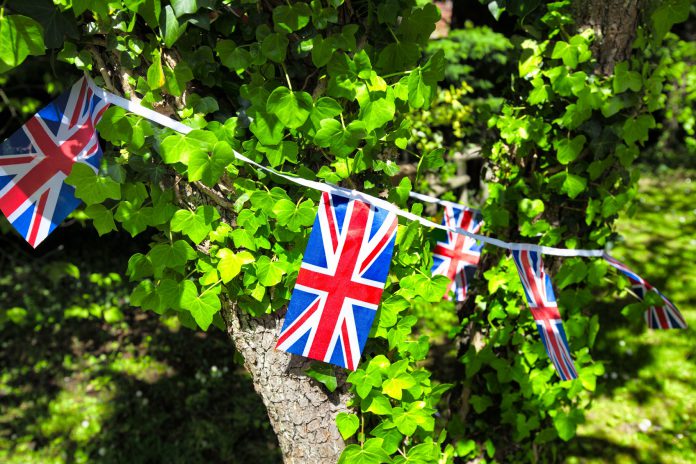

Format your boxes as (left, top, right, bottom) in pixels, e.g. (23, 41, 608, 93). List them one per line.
(407, 68, 434, 109)
(272, 199, 316, 232)
(651, 0, 691, 42)
(257, 141, 298, 168)
(188, 141, 235, 186)
(261, 32, 288, 63)
(178, 280, 221, 330)
(305, 363, 338, 392)
(358, 95, 395, 133)
(170, 206, 220, 244)
(84, 204, 117, 236)
(314, 118, 363, 157)
(130, 280, 161, 313)
(416, 148, 445, 177)
(217, 248, 254, 283)
(171, 0, 198, 17)
(552, 410, 583, 441)
(148, 240, 196, 270)
(622, 114, 655, 145)
(146, 50, 165, 89)
(382, 373, 416, 400)
(159, 130, 217, 165)
(556, 259, 588, 289)
(273, 3, 312, 33)
(0, 15, 46, 70)
(347, 368, 383, 399)
(311, 35, 335, 67)
(127, 253, 153, 281)
(216, 40, 252, 74)
(249, 110, 285, 146)
(613, 62, 642, 94)
(65, 163, 121, 206)
(551, 41, 578, 68)
(314, 118, 344, 146)
(562, 176, 586, 200)
(164, 62, 193, 97)
(157, 278, 181, 311)
(615, 144, 639, 167)
(114, 202, 154, 237)
(255, 256, 286, 287)
(310, 97, 343, 127)
(266, 87, 314, 129)
(406, 51, 443, 109)
(336, 413, 360, 440)
(391, 407, 418, 436)
(159, 5, 187, 48)
(561, 173, 587, 199)
(554, 135, 586, 164)
(338, 438, 391, 464)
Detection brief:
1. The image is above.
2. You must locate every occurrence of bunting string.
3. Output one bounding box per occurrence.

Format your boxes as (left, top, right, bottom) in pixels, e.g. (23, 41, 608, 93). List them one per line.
(87, 77, 607, 258)
(1, 75, 685, 378)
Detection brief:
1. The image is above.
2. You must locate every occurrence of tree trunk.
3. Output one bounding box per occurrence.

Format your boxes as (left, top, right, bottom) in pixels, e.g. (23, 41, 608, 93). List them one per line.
(221, 303, 351, 464)
(574, 0, 642, 74)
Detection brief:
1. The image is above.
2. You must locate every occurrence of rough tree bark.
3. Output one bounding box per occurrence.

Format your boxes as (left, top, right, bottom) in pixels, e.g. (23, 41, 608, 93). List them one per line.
(573, 0, 642, 74)
(93, 36, 354, 461)
(221, 303, 351, 464)
(172, 180, 351, 464)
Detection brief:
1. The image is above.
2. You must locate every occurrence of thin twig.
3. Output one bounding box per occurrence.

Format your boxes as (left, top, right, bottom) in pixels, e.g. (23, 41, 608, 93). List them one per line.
(87, 46, 115, 92)
(194, 181, 235, 210)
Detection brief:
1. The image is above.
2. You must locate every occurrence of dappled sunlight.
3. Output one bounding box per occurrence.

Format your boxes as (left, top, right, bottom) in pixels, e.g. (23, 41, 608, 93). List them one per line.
(0, 229, 281, 464)
(568, 170, 696, 464)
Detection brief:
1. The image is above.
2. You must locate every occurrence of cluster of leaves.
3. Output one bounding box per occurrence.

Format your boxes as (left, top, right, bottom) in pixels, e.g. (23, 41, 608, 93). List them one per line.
(648, 17, 696, 166)
(0, 6, 46, 73)
(426, 0, 693, 461)
(2, 1, 692, 463)
(0, 0, 464, 462)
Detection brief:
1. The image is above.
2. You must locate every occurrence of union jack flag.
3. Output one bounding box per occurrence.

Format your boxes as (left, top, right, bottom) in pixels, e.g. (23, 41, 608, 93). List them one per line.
(0, 77, 109, 247)
(276, 192, 398, 370)
(431, 205, 483, 301)
(604, 253, 687, 329)
(512, 249, 578, 381)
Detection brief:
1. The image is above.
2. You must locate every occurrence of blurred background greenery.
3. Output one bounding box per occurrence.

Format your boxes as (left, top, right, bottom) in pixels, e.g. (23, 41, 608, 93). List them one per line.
(1, 2, 694, 463)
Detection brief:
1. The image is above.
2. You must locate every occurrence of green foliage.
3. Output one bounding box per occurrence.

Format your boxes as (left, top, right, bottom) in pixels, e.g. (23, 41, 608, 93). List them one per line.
(647, 21, 696, 166)
(0, 0, 451, 461)
(0, 231, 280, 463)
(0, 13, 46, 73)
(429, 0, 693, 461)
(1, 0, 693, 463)
(566, 170, 696, 463)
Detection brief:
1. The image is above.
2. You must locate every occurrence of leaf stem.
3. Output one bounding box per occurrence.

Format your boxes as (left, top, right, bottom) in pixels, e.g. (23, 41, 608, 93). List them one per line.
(387, 25, 400, 44)
(200, 279, 223, 297)
(381, 70, 412, 79)
(280, 62, 293, 91)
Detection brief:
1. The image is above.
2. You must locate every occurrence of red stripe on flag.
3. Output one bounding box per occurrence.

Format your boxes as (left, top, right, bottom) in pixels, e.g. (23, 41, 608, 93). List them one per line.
(360, 217, 397, 274)
(323, 193, 339, 251)
(27, 189, 50, 247)
(341, 319, 353, 370)
(521, 251, 545, 305)
(0, 156, 36, 166)
(275, 296, 322, 348)
(69, 79, 89, 128)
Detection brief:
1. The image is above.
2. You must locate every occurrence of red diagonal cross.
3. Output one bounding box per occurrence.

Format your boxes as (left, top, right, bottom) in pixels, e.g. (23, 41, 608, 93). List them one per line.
(519, 251, 549, 308)
(0, 79, 101, 219)
(0, 115, 97, 219)
(434, 233, 480, 282)
(294, 200, 384, 365)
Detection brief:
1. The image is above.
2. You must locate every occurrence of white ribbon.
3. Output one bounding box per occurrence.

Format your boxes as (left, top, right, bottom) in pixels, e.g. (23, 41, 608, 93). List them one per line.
(92, 77, 606, 258)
